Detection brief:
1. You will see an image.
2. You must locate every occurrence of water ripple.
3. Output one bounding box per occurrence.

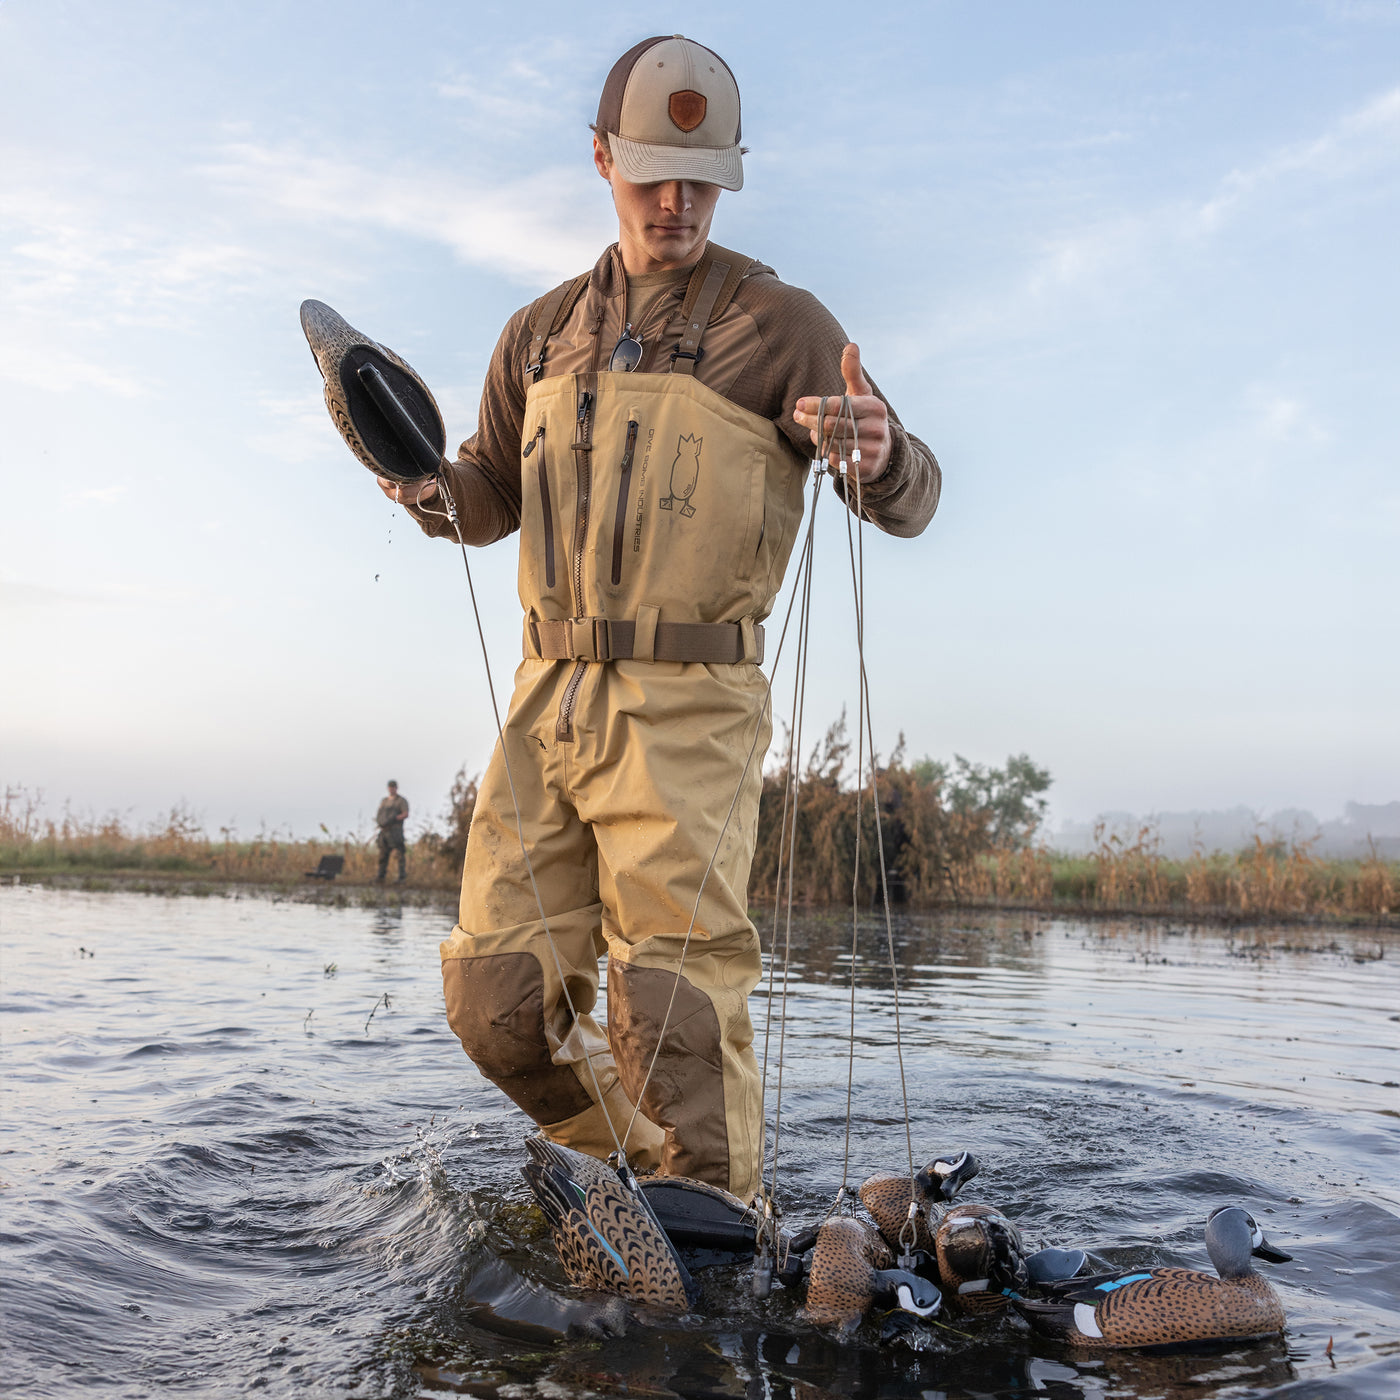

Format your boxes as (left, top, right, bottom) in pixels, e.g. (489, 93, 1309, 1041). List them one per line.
(1, 888, 1396, 1398)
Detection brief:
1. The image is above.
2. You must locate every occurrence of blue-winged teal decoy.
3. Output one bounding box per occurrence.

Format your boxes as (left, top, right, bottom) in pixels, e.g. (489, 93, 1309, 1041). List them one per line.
(858, 1151, 981, 1253)
(803, 1217, 942, 1334)
(299, 300, 449, 483)
(521, 1138, 697, 1311)
(1014, 1206, 1292, 1348)
(934, 1202, 1033, 1315)
(636, 1174, 799, 1260)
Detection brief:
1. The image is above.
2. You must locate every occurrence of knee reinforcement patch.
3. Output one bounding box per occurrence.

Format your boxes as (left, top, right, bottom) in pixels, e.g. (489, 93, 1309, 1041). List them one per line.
(442, 953, 594, 1125)
(607, 961, 729, 1186)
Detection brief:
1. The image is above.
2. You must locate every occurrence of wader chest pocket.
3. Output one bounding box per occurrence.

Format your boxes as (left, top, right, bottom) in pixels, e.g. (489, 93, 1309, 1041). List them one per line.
(523, 424, 556, 590)
(610, 419, 640, 586)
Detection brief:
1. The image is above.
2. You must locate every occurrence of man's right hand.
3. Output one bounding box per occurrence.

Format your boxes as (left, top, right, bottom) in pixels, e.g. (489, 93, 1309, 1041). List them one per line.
(377, 475, 439, 505)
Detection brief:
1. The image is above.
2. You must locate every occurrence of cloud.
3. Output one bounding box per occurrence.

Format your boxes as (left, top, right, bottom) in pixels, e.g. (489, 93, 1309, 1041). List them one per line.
(1027, 86, 1400, 301)
(248, 389, 342, 465)
(0, 182, 261, 327)
(1192, 86, 1400, 233)
(66, 484, 129, 505)
(433, 37, 596, 143)
(1242, 386, 1329, 447)
(202, 141, 614, 286)
(0, 577, 200, 610)
(0, 340, 148, 397)
(0, 580, 95, 609)
(904, 85, 1400, 361)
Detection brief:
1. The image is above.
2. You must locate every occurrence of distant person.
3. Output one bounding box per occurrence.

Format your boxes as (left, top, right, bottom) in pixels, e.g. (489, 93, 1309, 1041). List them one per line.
(375, 781, 409, 883)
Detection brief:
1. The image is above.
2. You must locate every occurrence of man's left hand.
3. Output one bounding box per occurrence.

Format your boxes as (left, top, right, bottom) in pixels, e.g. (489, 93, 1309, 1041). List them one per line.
(792, 343, 891, 483)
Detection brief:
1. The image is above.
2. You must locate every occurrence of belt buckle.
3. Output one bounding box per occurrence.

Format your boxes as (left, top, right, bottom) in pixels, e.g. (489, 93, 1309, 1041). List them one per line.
(568, 617, 610, 662)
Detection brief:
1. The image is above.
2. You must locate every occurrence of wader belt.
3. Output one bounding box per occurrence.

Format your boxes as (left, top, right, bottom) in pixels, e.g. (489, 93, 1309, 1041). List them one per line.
(529, 617, 764, 665)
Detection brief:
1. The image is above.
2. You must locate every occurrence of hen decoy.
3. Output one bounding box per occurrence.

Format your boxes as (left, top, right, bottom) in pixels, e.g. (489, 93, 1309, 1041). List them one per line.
(1014, 1205, 1292, 1349)
(299, 300, 448, 483)
(520, 1137, 697, 1311)
(934, 1202, 1032, 1315)
(803, 1217, 942, 1334)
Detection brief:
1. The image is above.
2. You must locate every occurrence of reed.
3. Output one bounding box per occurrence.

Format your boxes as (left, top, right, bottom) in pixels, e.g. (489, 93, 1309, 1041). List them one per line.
(1043, 830, 1394, 919)
(745, 727, 1394, 922)
(5, 769, 1394, 922)
(0, 786, 461, 888)
(749, 718, 1050, 909)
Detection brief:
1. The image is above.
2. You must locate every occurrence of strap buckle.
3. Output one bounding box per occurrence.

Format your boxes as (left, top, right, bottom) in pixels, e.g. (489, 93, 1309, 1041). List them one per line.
(568, 617, 612, 662)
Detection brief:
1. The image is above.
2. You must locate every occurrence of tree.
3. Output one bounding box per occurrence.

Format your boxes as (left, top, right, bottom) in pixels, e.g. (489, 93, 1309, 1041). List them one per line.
(923, 753, 1051, 850)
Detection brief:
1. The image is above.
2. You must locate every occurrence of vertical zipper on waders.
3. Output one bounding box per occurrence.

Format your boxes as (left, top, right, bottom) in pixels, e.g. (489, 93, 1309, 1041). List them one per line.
(610, 419, 640, 586)
(555, 659, 588, 742)
(558, 382, 595, 743)
(571, 386, 593, 613)
(523, 425, 554, 588)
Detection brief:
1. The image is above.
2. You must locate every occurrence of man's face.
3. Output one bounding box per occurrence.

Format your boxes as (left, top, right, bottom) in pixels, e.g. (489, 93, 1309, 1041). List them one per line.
(594, 137, 721, 274)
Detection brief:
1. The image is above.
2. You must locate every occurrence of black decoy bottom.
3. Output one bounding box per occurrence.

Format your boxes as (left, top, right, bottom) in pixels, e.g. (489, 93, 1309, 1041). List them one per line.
(298, 299, 449, 484)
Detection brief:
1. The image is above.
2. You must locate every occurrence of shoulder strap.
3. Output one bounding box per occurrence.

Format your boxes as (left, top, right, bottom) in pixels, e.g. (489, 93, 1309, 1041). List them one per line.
(671, 242, 755, 376)
(524, 272, 590, 382)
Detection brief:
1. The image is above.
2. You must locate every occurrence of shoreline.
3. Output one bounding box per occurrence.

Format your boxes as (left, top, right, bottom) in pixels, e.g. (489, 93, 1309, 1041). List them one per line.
(7, 868, 1396, 932)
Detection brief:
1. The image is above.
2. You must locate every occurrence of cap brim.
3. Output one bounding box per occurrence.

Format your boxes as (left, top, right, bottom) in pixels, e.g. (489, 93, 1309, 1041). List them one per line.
(609, 133, 743, 191)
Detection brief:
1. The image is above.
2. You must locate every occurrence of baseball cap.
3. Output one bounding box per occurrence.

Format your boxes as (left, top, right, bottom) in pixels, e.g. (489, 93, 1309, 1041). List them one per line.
(596, 35, 744, 191)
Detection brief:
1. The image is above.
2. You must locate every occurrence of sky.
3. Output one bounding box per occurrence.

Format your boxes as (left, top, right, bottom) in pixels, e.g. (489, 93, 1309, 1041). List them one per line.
(1, 0, 1397, 841)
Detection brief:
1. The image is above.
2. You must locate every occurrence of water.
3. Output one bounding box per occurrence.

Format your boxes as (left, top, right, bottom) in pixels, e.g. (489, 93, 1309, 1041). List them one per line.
(1, 886, 1397, 1399)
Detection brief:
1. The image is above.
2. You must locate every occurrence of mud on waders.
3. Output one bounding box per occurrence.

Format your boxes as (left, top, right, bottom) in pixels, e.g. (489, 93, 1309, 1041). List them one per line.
(431, 37, 817, 1204)
(441, 241, 809, 1202)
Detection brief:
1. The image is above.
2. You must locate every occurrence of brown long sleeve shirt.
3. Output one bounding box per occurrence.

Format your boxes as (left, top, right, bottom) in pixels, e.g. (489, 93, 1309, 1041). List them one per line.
(407, 242, 940, 547)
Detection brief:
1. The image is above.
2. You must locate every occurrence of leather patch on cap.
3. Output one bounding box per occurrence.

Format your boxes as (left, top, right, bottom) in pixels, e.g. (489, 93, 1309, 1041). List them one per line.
(668, 89, 707, 133)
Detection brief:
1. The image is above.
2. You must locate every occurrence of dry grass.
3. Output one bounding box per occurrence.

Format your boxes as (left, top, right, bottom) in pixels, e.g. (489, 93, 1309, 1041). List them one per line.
(1041, 825, 1394, 920)
(6, 772, 1394, 924)
(749, 745, 1395, 923)
(0, 787, 461, 889)
(750, 722, 1046, 910)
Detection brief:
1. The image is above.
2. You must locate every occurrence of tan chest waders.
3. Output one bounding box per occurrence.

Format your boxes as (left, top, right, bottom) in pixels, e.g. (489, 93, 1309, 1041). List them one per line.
(440, 247, 805, 1200)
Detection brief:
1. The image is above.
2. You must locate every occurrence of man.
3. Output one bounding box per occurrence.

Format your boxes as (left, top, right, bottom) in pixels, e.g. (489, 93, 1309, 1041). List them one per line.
(384, 36, 939, 1200)
(375, 780, 409, 883)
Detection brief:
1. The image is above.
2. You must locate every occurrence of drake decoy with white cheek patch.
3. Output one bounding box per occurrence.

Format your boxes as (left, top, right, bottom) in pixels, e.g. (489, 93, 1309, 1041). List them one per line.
(1014, 1206, 1292, 1349)
(803, 1217, 942, 1335)
(521, 1137, 698, 1312)
(934, 1202, 1032, 1315)
(858, 1151, 981, 1254)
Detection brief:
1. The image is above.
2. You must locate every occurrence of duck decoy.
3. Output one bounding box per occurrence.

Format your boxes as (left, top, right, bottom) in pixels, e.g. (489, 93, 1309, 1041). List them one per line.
(1013, 1205, 1292, 1349)
(299, 300, 449, 483)
(858, 1151, 981, 1254)
(520, 1138, 698, 1311)
(934, 1202, 1032, 1314)
(803, 1217, 942, 1335)
(637, 1174, 776, 1253)
(1026, 1246, 1089, 1285)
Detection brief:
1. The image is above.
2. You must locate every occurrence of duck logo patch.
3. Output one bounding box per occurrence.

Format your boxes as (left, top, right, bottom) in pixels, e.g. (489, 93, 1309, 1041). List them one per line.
(668, 90, 707, 133)
(659, 434, 701, 518)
